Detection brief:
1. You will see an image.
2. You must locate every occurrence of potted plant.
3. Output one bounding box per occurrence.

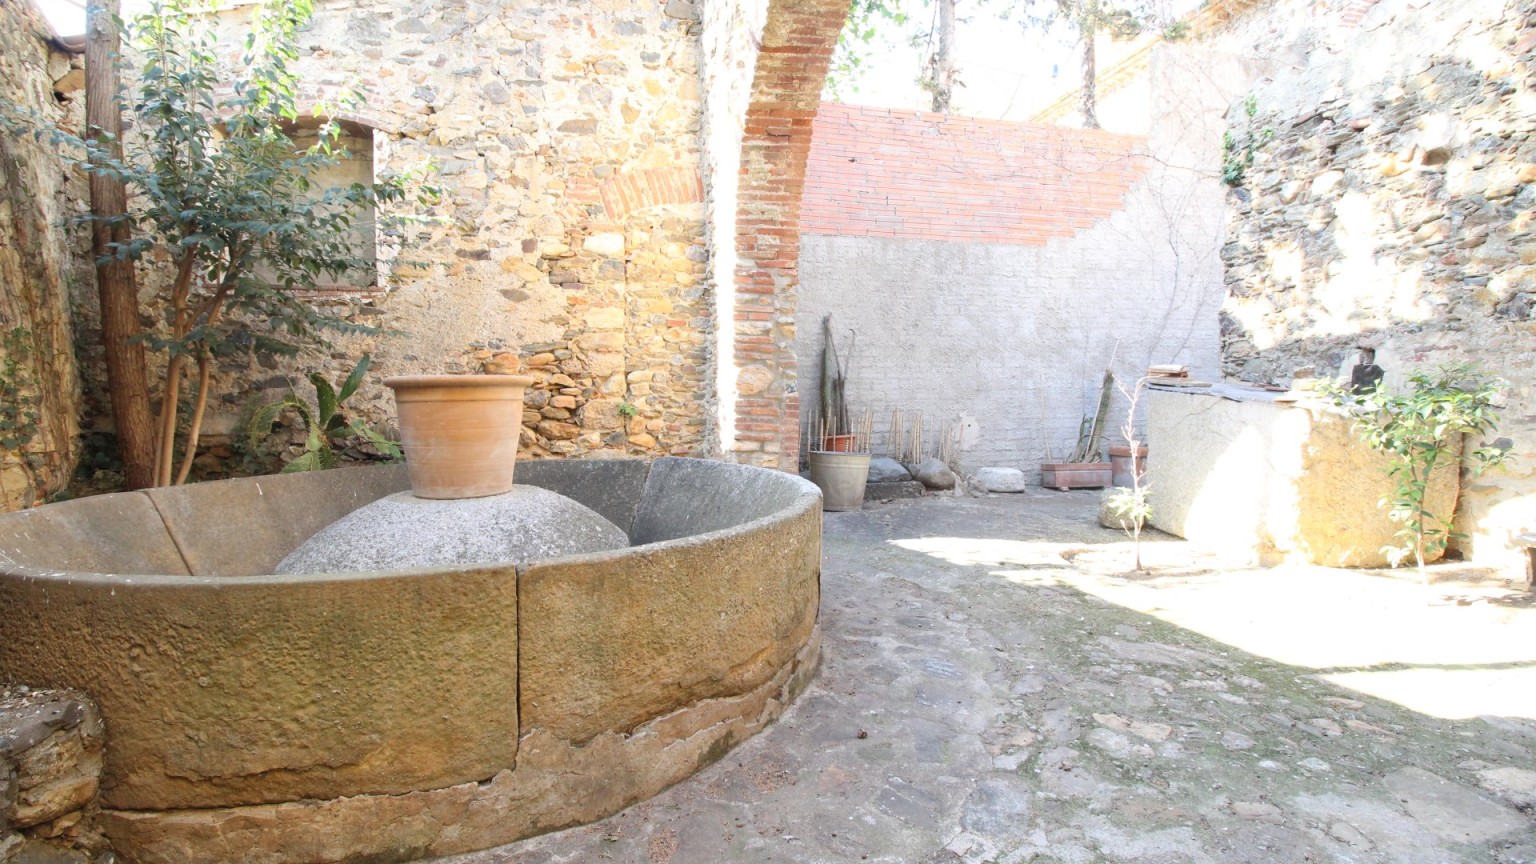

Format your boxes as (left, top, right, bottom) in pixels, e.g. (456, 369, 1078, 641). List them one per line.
(807, 315, 871, 511)
(1041, 368, 1115, 490)
(385, 373, 535, 499)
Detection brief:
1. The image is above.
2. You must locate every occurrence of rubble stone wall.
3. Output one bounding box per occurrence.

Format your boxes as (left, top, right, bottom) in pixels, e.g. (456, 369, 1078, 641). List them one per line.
(178, 0, 716, 464)
(1215, 0, 1536, 566)
(0, 0, 88, 510)
(1, 687, 107, 863)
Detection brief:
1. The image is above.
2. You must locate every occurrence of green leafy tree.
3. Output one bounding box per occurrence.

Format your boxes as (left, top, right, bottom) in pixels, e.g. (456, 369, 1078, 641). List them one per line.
(9, 0, 438, 487)
(1021, 0, 1150, 128)
(825, 0, 909, 100)
(1322, 363, 1511, 589)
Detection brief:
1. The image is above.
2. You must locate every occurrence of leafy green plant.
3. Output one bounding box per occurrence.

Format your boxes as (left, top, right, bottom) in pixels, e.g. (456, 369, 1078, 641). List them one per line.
(1321, 363, 1511, 588)
(248, 355, 400, 472)
(1222, 95, 1274, 187)
(1161, 19, 1190, 39)
(617, 401, 638, 419)
(824, 0, 909, 100)
(3, 0, 439, 487)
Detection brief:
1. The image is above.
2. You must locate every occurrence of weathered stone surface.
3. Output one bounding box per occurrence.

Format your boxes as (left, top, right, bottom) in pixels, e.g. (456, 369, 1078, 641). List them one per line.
(522, 465, 821, 744)
(0, 689, 104, 861)
(96, 634, 820, 864)
(864, 480, 925, 502)
(1383, 767, 1527, 844)
(0, 493, 189, 577)
(912, 458, 957, 491)
(144, 464, 409, 576)
(274, 487, 628, 574)
(1475, 766, 1536, 809)
(2, 459, 821, 861)
(1216, 0, 1536, 568)
(441, 493, 1536, 864)
(581, 232, 625, 258)
(974, 467, 1027, 493)
(1, 529, 523, 810)
(0, 0, 85, 513)
(735, 365, 775, 397)
(867, 457, 911, 483)
(1146, 389, 1456, 566)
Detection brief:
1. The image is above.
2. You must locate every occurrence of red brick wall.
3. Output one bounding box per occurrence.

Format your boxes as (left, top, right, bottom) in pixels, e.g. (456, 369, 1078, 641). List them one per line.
(801, 102, 1150, 245)
(726, 0, 849, 470)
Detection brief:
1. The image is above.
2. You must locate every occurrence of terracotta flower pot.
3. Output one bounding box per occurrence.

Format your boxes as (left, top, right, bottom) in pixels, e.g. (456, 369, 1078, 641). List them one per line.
(821, 434, 857, 453)
(1107, 444, 1148, 488)
(1040, 462, 1113, 491)
(385, 374, 534, 499)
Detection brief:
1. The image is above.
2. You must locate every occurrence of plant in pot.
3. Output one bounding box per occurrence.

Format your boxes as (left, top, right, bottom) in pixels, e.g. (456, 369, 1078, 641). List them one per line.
(807, 315, 872, 511)
(1041, 368, 1115, 490)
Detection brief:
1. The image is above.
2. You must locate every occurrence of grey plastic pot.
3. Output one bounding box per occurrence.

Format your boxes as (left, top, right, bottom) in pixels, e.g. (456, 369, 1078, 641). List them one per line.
(807, 451, 871, 512)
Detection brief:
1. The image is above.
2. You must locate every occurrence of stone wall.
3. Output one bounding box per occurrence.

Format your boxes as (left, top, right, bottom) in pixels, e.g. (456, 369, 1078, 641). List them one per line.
(795, 47, 1245, 472)
(262, 0, 712, 460)
(59, 0, 721, 478)
(1, 687, 107, 863)
(1, 0, 853, 492)
(1215, 0, 1536, 566)
(0, 0, 87, 509)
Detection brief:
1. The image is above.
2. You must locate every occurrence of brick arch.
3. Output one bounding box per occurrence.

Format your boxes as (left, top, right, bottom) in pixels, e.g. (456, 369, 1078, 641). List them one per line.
(721, 0, 849, 470)
(587, 167, 707, 222)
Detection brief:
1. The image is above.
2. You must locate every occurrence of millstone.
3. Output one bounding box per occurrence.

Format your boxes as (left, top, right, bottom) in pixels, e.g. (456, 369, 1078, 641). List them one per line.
(274, 485, 629, 574)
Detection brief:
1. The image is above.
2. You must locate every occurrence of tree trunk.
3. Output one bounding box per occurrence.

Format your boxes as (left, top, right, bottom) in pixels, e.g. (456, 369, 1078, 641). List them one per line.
(85, 0, 156, 489)
(930, 0, 957, 113)
(1079, 27, 1099, 129)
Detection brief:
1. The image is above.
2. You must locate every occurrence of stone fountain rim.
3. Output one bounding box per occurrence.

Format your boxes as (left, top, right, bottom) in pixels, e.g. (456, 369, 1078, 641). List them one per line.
(0, 465, 822, 586)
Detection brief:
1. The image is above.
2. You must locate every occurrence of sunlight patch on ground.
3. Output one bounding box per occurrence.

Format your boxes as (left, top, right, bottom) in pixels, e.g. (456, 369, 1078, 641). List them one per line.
(892, 535, 1536, 720)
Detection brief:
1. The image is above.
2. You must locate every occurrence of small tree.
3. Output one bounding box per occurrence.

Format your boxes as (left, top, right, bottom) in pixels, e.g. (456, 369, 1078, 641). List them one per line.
(1105, 375, 1151, 571)
(1018, 0, 1150, 128)
(26, 0, 438, 486)
(1322, 363, 1511, 589)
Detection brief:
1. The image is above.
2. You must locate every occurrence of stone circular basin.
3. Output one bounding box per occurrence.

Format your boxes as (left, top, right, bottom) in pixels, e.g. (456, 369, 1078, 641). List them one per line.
(0, 458, 822, 864)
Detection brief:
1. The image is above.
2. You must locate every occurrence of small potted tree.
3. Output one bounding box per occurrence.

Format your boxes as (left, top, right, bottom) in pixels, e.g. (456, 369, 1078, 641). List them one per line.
(807, 315, 871, 511)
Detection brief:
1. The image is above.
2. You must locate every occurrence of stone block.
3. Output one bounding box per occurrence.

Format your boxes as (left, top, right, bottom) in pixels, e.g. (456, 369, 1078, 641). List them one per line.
(974, 466, 1027, 493)
(864, 480, 925, 502)
(1146, 389, 1456, 567)
(582, 232, 625, 258)
(0, 494, 188, 577)
(912, 458, 957, 491)
(143, 464, 409, 576)
(867, 456, 910, 482)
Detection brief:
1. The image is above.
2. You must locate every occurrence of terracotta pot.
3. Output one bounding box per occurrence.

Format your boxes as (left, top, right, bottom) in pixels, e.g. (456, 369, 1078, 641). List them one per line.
(1040, 462, 1112, 491)
(1107, 444, 1148, 488)
(821, 434, 857, 453)
(385, 374, 534, 499)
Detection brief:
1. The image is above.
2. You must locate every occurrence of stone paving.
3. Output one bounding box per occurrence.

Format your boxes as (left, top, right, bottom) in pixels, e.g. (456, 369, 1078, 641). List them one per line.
(446, 492, 1536, 864)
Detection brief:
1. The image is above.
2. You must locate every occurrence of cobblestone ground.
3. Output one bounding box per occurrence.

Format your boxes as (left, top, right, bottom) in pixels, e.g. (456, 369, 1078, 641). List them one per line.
(445, 493, 1536, 864)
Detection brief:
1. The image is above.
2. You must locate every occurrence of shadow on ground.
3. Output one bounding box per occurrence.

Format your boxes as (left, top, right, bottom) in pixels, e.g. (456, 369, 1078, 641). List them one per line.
(442, 492, 1536, 864)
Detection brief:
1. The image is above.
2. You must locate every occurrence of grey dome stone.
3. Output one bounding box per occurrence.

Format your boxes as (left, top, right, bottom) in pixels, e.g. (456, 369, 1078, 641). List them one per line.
(274, 485, 629, 575)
